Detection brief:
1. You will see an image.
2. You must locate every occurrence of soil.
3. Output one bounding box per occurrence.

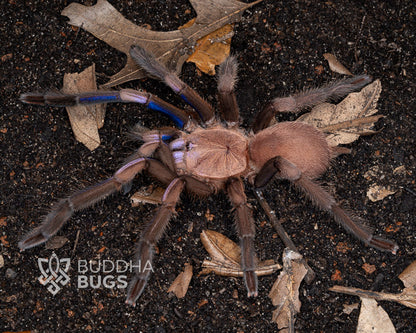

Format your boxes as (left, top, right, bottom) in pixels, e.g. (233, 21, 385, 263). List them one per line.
(1, 0, 415, 332)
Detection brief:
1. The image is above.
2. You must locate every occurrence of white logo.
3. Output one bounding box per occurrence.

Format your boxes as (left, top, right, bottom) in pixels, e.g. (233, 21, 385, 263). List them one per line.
(38, 252, 70, 295)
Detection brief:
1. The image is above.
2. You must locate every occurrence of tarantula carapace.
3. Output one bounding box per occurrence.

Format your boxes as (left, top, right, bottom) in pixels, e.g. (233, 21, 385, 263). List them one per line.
(19, 45, 398, 306)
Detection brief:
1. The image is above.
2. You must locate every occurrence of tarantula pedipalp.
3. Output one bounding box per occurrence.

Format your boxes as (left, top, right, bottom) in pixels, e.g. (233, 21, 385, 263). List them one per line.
(19, 45, 398, 306)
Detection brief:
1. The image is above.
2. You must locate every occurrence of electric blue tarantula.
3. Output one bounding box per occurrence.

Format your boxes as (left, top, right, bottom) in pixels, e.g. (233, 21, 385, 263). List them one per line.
(19, 45, 398, 306)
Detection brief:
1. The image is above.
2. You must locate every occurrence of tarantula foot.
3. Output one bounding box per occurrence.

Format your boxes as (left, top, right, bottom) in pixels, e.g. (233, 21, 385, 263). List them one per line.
(125, 277, 147, 307)
(369, 236, 399, 254)
(244, 271, 258, 297)
(18, 228, 48, 250)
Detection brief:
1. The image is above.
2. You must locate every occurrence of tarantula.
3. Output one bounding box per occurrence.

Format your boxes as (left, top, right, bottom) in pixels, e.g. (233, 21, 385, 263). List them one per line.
(19, 45, 398, 306)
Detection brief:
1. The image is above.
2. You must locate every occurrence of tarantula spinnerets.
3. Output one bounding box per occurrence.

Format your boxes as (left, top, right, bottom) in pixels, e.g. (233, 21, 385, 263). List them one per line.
(19, 45, 398, 306)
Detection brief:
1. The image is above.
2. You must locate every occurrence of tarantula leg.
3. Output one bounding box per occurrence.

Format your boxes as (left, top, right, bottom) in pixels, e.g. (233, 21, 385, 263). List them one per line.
(295, 176, 398, 253)
(227, 178, 258, 297)
(130, 45, 215, 124)
(19, 158, 175, 250)
(257, 156, 398, 253)
(126, 177, 186, 306)
(252, 75, 372, 133)
(217, 56, 240, 125)
(20, 89, 190, 128)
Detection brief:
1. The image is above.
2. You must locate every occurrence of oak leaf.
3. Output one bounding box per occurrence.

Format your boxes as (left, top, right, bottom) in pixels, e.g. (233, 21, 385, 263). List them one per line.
(62, 0, 261, 87)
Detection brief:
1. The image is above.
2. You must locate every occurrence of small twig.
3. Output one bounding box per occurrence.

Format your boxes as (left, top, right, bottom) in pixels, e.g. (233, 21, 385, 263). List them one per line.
(329, 285, 416, 308)
(254, 189, 316, 284)
(354, 15, 366, 63)
(71, 230, 81, 258)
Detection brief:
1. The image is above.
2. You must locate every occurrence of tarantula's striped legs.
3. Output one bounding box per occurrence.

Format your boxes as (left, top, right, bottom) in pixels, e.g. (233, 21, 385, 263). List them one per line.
(252, 75, 372, 133)
(20, 89, 191, 128)
(126, 178, 185, 306)
(254, 156, 398, 253)
(217, 56, 240, 125)
(130, 45, 214, 124)
(227, 178, 258, 297)
(18, 158, 175, 251)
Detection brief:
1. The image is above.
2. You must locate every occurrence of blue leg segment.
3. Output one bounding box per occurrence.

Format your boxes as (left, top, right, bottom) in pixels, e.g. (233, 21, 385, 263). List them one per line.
(20, 89, 190, 129)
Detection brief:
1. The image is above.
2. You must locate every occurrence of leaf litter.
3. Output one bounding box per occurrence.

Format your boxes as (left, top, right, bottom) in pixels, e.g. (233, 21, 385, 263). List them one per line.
(330, 259, 416, 332)
(200, 230, 281, 278)
(62, 0, 261, 87)
(167, 263, 193, 299)
(59, 0, 260, 149)
(297, 79, 383, 147)
(268, 249, 307, 332)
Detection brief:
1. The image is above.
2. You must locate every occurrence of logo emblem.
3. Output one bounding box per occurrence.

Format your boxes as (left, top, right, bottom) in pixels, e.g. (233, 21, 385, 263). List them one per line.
(38, 252, 70, 295)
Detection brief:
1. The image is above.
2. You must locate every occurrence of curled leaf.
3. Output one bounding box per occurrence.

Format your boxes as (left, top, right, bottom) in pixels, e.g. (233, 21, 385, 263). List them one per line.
(200, 230, 280, 277)
(323, 53, 353, 75)
(167, 263, 193, 298)
(63, 64, 105, 151)
(297, 80, 383, 147)
(268, 249, 307, 332)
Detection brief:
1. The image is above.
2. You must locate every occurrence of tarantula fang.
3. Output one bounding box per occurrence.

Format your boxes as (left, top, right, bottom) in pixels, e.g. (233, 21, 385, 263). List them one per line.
(19, 45, 398, 306)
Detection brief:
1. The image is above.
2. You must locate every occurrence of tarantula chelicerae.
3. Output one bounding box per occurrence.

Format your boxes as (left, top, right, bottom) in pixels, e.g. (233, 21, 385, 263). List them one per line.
(19, 45, 398, 306)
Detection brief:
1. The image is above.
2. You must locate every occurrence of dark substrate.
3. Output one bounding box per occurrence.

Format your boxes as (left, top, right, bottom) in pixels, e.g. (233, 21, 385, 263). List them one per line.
(1, 0, 415, 332)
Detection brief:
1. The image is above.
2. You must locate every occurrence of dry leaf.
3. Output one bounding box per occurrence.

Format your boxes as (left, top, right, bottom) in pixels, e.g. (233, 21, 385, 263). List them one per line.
(399, 260, 416, 288)
(366, 184, 396, 202)
(185, 23, 234, 75)
(0, 254, 4, 269)
(200, 230, 280, 277)
(356, 297, 396, 333)
(63, 64, 105, 150)
(268, 249, 307, 332)
(130, 186, 165, 206)
(343, 302, 359, 315)
(297, 80, 383, 147)
(398, 260, 416, 309)
(167, 263, 193, 298)
(323, 53, 353, 75)
(62, 0, 261, 87)
(45, 236, 69, 250)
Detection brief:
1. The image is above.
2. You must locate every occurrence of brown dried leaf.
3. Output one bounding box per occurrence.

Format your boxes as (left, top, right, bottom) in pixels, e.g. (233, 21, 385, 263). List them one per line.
(357, 297, 396, 333)
(297, 80, 383, 147)
(62, 0, 261, 88)
(63, 64, 105, 150)
(323, 53, 353, 75)
(399, 260, 416, 288)
(200, 230, 280, 277)
(201, 229, 240, 266)
(185, 23, 234, 75)
(269, 249, 307, 332)
(167, 263, 193, 298)
(130, 186, 165, 206)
